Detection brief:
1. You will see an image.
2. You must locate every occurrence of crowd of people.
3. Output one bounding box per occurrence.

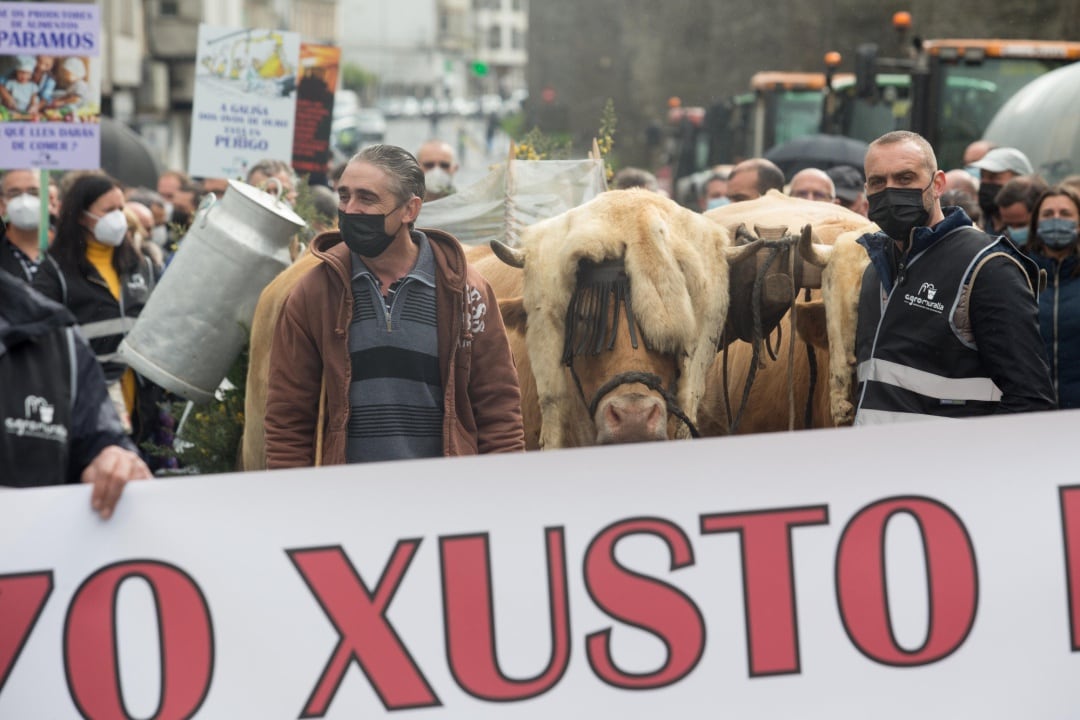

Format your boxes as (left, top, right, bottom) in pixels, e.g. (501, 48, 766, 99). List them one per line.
(3, 128, 1080, 514)
(684, 138, 1080, 416)
(0, 140, 481, 513)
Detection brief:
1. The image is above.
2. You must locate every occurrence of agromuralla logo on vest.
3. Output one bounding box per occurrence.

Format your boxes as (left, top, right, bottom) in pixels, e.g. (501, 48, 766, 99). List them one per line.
(4, 395, 68, 443)
(904, 282, 945, 314)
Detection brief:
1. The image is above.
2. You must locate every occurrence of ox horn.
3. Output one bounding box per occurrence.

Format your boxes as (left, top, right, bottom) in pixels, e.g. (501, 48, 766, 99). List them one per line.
(725, 238, 763, 265)
(797, 224, 833, 267)
(490, 239, 526, 268)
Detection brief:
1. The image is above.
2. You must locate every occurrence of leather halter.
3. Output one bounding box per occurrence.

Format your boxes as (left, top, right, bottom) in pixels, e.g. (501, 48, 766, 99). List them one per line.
(570, 368, 701, 438)
(563, 258, 700, 439)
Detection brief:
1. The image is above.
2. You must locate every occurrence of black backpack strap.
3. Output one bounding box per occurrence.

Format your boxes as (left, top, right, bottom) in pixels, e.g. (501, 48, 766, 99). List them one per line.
(45, 254, 68, 306)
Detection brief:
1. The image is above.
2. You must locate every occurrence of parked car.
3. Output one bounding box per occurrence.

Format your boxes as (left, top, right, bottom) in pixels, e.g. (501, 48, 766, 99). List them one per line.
(480, 93, 503, 118)
(400, 96, 422, 118)
(379, 96, 404, 118)
(334, 90, 360, 120)
(450, 96, 477, 117)
(331, 119, 360, 162)
(356, 108, 387, 143)
(505, 88, 528, 115)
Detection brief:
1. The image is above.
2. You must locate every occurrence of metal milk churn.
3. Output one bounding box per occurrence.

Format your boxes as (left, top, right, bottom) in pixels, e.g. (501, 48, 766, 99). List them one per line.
(118, 179, 305, 404)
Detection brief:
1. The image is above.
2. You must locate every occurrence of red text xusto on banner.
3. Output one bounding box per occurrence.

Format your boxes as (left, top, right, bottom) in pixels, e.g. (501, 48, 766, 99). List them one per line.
(3, 490, 1080, 718)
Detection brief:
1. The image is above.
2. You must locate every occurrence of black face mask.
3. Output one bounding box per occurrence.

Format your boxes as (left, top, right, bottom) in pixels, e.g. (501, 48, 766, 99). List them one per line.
(867, 185, 931, 241)
(978, 182, 1003, 219)
(338, 206, 402, 258)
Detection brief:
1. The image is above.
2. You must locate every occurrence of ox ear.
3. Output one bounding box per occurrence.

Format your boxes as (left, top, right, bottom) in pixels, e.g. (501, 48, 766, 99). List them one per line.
(725, 238, 763, 265)
(794, 300, 829, 350)
(499, 296, 528, 332)
(491, 240, 526, 269)
(797, 223, 833, 268)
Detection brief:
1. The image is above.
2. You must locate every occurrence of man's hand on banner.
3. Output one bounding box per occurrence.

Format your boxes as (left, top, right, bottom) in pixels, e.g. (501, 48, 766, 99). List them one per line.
(81, 445, 153, 519)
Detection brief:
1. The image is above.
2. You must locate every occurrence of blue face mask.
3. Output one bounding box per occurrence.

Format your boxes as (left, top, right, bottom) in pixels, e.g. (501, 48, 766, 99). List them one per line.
(964, 165, 981, 181)
(1038, 217, 1079, 249)
(1007, 226, 1029, 246)
(706, 196, 730, 211)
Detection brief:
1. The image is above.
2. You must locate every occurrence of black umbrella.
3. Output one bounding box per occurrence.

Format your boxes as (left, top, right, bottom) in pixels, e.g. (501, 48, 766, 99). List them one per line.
(100, 117, 163, 190)
(764, 133, 869, 179)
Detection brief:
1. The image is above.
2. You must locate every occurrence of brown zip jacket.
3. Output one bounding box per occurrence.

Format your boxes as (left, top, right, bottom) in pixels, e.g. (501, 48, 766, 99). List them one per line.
(264, 228, 524, 467)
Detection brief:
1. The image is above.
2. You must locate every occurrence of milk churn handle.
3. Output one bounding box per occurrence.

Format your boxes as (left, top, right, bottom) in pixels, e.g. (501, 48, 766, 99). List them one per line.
(198, 192, 218, 230)
(264, 176, 284, 201)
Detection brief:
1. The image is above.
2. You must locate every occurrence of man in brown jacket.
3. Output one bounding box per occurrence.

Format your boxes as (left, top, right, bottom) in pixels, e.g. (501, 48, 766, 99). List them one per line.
(264, 145, 524, 467)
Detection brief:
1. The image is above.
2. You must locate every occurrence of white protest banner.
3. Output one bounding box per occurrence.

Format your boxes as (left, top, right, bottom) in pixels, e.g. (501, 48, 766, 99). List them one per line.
(0, 2, 101, 170)
(2, 410, 1079, 718)
(188, 25, 301, 180)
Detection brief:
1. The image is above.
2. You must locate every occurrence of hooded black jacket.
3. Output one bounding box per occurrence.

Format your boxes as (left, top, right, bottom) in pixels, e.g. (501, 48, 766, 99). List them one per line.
(0, 267, 135, 486)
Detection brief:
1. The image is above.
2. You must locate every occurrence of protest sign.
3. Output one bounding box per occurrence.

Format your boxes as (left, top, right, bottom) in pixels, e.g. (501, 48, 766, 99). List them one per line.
(188, 25, 301, 180)
(0, 2, 101, 170)
(2, 411, 1079, 718)
(292, 43, 340, 187)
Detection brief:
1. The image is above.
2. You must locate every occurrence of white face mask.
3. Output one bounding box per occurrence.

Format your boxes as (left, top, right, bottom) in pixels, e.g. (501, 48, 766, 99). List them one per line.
(86, 209, 129, 247)
(162, 200, 174, 222)
(150, 224, 168, 247)
(424, 167, 454, 196)
(6, 193, 41, 230)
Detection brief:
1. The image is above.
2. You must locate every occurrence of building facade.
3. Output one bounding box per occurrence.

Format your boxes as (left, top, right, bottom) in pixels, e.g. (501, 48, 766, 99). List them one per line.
(21, 0, 529, 174)
(470, 0, 527, 97)
(335, 0, 528, 104)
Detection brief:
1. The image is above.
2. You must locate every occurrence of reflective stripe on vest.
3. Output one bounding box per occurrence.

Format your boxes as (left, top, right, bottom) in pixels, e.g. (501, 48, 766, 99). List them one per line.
(854, 408, 960, 426)
(857, 358, 1003, 403)
(78, 316, 136, 340)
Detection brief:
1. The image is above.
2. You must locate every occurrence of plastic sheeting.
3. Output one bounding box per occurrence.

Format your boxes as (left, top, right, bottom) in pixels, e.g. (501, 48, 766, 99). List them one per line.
(416, 158, 608, 247)
(984, 62, 1080, 184)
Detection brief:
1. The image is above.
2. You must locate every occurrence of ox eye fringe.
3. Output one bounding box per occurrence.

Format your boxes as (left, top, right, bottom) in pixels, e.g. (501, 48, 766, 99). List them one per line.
(563, 259, 640, 365)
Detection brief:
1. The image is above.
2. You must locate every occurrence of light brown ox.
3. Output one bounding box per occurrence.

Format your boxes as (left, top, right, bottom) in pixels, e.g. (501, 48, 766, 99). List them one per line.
(487, 188, 759, 449)
(699, 191, 876, 434)
(240, 189, 770, 465)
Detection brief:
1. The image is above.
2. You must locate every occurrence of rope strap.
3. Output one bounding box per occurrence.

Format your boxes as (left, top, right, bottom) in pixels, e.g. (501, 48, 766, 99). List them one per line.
(727, 226, 819, 434)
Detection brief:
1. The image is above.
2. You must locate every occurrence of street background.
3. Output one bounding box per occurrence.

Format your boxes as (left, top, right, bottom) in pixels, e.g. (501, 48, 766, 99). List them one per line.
(384, 116, 514, 189)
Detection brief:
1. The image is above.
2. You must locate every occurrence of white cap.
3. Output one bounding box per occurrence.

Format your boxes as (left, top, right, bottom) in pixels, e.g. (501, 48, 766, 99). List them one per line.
(971, 147, 1034, 176)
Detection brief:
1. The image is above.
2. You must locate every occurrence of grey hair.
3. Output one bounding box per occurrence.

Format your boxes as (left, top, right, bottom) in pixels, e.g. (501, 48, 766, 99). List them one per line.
(611, 166, 659, 192)
(246, 158, 294, 183)
(352, 144, 426, 205)
(128, 188, 166, 210)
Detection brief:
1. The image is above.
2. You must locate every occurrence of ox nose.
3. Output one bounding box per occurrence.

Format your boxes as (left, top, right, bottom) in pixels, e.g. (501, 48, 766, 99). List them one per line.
(595, 392, 666, 444)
